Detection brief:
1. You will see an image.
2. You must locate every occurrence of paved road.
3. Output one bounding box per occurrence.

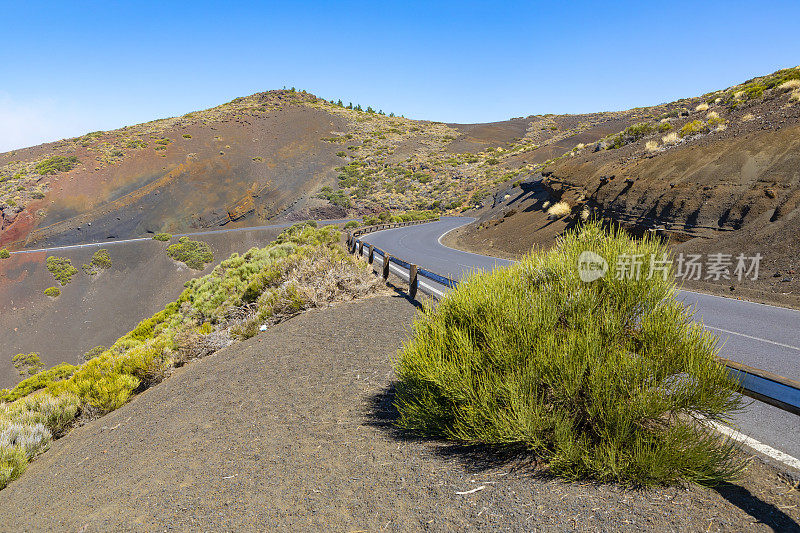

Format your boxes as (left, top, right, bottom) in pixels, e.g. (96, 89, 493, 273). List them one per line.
(8, 218, 357, 255)
(362, 217, 800, 460)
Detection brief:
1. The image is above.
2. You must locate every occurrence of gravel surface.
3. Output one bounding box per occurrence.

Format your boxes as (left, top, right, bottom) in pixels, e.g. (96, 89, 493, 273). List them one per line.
(0, 294, 798, 531)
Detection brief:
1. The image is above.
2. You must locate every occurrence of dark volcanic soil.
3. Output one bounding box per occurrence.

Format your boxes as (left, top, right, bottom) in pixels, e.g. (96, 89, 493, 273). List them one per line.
(0, 295, 798, 532)
(0, 226, 281, 389)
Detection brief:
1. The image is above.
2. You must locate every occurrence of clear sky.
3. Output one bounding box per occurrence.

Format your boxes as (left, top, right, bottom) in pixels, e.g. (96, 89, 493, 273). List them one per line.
(1, 0, 799, 152)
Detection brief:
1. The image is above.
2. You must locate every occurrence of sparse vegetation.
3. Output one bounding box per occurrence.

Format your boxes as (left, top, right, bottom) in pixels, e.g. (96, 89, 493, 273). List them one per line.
(645, 140, 659, 152)
(43, 287, 60, 298)
(46, 256, 78, 286)
(0, 249, 9, 259)
(166, 237, 214, 270)
(153, 233, 172, 242)
(393, 223, 744, 486)
(317, 186, 352, 209)
(695, 103, 709, 112)
(706, 111, 726, 127)
(82, 249, 112, 275)
(0, 224, 385, 490)
(606, 122, 654, 149)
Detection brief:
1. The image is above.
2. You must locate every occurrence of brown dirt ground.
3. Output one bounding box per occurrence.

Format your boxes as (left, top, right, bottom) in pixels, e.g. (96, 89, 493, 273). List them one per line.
(0, 294, 798, 532)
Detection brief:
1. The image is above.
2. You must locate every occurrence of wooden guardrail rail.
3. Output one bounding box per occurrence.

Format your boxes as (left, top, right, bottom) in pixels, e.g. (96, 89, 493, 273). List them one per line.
(346, 226, 800, 418)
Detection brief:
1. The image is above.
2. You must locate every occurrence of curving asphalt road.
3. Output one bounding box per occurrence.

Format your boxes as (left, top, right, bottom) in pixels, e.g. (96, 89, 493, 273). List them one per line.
(362, 216, 800, 461)
(8, 218, 358, 255)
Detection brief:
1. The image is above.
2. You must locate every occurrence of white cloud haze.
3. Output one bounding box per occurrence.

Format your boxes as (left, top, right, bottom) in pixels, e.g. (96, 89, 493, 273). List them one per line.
(0, 94, 99, 153)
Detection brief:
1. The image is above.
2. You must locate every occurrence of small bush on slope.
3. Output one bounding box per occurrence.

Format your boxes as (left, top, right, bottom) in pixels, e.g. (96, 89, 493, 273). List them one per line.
(46, 256, 78, 286)
(82, 249, 112, 275)
(393, 222, 744, 487)
(167, 237, 214, 270)
(0, 223, 384, 490)
(43, 287, 60, 297)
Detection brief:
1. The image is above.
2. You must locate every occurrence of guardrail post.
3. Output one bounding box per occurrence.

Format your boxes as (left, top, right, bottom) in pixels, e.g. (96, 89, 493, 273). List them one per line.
(367, 244, 374, 264)
(382, 254, 391, 280)
(358, 241, 364, 257)
(409, 264, 418, 299)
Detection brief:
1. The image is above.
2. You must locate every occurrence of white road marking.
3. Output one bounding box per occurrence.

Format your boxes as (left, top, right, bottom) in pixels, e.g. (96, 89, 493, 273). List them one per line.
(709, 420, 800, 471)
(705, 325, 800, 353)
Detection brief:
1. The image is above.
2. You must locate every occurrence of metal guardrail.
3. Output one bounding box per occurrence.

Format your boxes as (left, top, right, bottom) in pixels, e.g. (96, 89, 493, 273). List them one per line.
(346, 227, 800, 418)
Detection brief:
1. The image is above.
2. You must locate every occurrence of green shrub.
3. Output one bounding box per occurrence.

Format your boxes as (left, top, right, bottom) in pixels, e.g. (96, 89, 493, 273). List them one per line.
(0, 364, 77, 403)
(0, 249, 9, 259)
(167, 237, 213, 270)
(680, 120, 709, 137)
(82, 249, 112, 275)
(0, 446, 28, 489)
(82, 346, 107, 361)
(393, 222, 743, 486)
(46, 256, 78, 285)
(343, 220, 359, 229)
(43, 287, 60, 298)
(153, 233, 172, 242)
(125, 139, 147, 149)
(182, 134, 192, 139)
(317, 186, 352, 209)
(35, 156, 79, 175)
(607, 122, 655, 149)
(12, 353, 44, 376)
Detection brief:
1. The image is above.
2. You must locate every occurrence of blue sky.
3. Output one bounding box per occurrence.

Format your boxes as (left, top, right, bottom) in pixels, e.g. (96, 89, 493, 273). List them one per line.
(1, 0, 798, 152)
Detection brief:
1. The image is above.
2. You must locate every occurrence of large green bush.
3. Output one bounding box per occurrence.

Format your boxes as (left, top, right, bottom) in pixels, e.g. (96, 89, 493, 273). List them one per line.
(35, 156, 79, 175)
(393, 222, 743, 486)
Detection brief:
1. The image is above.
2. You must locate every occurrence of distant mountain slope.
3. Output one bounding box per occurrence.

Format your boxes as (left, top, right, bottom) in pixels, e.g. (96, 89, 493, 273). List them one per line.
(3, 67, 799, 302)
(445, 66, 800, 304)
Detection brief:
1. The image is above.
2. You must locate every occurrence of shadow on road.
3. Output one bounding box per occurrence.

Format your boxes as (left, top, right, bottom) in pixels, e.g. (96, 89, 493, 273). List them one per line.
(712, 482, 800, 532)
(365, 382, 538, 476)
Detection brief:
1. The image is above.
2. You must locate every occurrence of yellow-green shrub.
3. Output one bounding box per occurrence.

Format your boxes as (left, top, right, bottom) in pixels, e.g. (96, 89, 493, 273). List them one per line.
(0, 363, 76, 403)
(680, 120, 709, 137)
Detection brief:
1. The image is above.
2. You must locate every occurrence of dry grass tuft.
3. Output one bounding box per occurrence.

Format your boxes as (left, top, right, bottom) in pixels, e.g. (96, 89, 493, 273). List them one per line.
(778, 79, 800, 91)
(546, 201, 571, 218)
(741, 113, 755, 122)
(662, 132, 679, 145)
(645, 140, 659, 152)
(695, 103, 709, 112)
